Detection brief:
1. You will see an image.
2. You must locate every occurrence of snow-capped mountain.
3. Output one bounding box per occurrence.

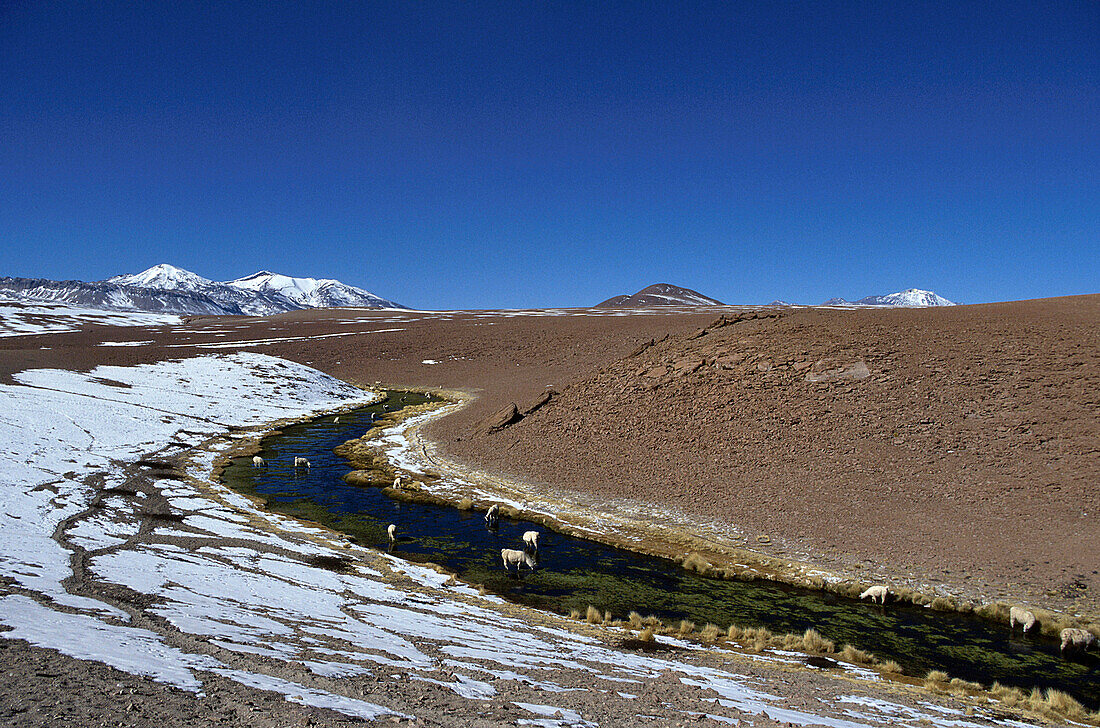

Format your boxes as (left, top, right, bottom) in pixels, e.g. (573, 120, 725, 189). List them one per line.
(228, 271, 395, 309)
(107, 263, 215, 291)
(822, 289, 956, 307)
(595, 283, 725, 308)
(0, 264, 406, 316)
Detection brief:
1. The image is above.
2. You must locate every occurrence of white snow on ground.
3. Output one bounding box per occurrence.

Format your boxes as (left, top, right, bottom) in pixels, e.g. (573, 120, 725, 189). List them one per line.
(163, 328, 405, 349)
(0, 352, 1049, 726)
(0, 300, 180, 337)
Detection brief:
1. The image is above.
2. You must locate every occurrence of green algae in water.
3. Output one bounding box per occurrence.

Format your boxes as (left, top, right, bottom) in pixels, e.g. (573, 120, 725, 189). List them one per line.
(222, 395, 1100, 709)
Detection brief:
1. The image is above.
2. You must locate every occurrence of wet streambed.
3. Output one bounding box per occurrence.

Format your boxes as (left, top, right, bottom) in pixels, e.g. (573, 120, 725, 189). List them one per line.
(222, 393, 1099, 707)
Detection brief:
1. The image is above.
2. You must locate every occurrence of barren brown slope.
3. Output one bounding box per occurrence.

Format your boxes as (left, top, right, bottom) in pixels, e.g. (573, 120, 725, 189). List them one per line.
(0, 298, 1095, 614)
(430, 296, 1100, 613)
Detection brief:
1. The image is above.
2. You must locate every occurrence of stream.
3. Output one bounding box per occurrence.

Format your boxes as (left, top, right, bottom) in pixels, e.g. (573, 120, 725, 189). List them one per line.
(221, 392, 1100, 708)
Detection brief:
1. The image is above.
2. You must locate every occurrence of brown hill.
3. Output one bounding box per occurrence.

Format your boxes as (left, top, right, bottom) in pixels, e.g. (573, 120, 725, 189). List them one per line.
(434, 295, 1100, 612)
(595, 283, 724, 307)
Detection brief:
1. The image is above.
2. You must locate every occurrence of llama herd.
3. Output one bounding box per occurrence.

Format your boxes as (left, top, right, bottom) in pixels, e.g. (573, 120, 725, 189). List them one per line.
(256, 451, 1098, 660)
(250, 454, 311, 469)
(860, 586, 1098, 656)
(386, 509, 541, 573)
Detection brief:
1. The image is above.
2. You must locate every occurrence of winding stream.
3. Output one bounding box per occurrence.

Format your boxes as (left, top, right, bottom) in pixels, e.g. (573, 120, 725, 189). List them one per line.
(222, 393, 1100, 707)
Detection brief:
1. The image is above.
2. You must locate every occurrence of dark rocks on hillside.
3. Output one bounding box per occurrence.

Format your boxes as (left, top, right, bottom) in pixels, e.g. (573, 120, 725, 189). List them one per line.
(477, 389, 557, 434)
(481, 403, 521, 433)
(520, 389, 556, 416)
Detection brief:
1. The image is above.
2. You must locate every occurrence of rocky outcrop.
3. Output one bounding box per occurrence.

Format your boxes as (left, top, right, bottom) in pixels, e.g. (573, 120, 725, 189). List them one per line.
(477, 390, 557, 434)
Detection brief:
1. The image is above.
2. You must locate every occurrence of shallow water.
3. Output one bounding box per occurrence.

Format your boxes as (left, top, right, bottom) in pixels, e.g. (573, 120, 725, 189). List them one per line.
(223, 395, 1100, 707)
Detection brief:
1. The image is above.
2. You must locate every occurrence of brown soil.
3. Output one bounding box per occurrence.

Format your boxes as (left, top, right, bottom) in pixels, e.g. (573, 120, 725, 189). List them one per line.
(1, 297, 1098, 725)
(1, 296, 1097, 618)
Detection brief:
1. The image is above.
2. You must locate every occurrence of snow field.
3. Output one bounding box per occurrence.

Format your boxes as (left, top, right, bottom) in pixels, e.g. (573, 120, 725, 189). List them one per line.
(0, 352, 1045, 727)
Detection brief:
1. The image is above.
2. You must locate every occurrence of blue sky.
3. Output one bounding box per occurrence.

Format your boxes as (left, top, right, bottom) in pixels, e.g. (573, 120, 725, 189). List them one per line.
(1, 2, 1096, 309)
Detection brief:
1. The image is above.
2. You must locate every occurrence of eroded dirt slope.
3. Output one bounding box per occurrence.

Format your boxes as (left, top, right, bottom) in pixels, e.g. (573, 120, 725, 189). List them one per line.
(434, 297, 1100, 612)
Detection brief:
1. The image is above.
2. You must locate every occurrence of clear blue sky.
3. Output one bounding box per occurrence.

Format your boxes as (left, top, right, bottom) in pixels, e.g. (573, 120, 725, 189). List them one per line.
(1, 2, 1096, 309)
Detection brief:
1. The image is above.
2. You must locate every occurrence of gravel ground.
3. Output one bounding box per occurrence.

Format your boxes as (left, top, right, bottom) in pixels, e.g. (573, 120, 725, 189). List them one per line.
(0, 296, 1096, 726)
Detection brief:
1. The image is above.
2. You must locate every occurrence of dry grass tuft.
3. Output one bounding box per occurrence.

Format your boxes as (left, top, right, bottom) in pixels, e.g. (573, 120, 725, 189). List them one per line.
(948, 677, 983, 696)
(603, 610, 613, 624)
(799, 628, 835, 654)
(628, 611, 644, 629)
(682, 552, 712, 574)
(639, 626, 655, 642)
(924, 670, 949, 689)
(700, 623, 721, 642)
(1042, 689, 1086, 720)
(838, 644, 876, 665)
(974, 602, 1010, 622)
(742, 626, 772, 651)
(457, 497, 473, 510)
(930, 596, 956, 612)
(677, 620, 696, 637)
(879, 660, 903, 675)
(727, 625, 742, 640)
(585, 605, 602, 624)
(1025, 687, 1046, 711)
(569, 608, 583, 620)
(476, 584, 487, 596)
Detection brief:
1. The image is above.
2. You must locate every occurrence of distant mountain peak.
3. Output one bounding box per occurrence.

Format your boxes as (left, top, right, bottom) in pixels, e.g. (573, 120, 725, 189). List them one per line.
(0, 264, 406, 316)
(822, 288, 956, 307)
(226, 270, 391, 308)
(595, 283, 724, 308)
(107, 263, 214, 290)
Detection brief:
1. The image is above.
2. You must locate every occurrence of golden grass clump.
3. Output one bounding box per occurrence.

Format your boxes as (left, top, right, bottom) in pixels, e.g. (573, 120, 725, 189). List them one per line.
(948, 677, 983, 696)
(799, 628, 835, 654)
(627, 611, 644, 629)
(677, 620, 696, 637)
(924, 670, 950, 689)
(930, 596, 956, 612)
(838, 644, 876, 665)
(682, 552, 712, 574)
(457, 497, 474, 510)
(700, 623, 721, 642)
(569, 608, 583, 620)
(990, 682, 1023, 703)
(603, 610, 613, 624)
(726, 625, 743, 640)
(974, 602, 1010, 622)
(476, 584, 487, 596)
(879, 660, 903, 675)
(1042, 688, 1086, 720)
(741, 626, 772, 651)
(585, 605, 602, 624)
(639, 626, 655, 642)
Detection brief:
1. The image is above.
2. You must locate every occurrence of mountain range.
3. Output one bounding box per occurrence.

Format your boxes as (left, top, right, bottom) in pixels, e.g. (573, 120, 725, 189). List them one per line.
(0, 264, 406, 316)
(0, 266, 957, 315)
(821, 289, 956, 307)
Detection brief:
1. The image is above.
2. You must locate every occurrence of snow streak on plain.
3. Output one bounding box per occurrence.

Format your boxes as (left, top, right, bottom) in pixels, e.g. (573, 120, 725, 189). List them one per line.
(0, 334, 1043, 725)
